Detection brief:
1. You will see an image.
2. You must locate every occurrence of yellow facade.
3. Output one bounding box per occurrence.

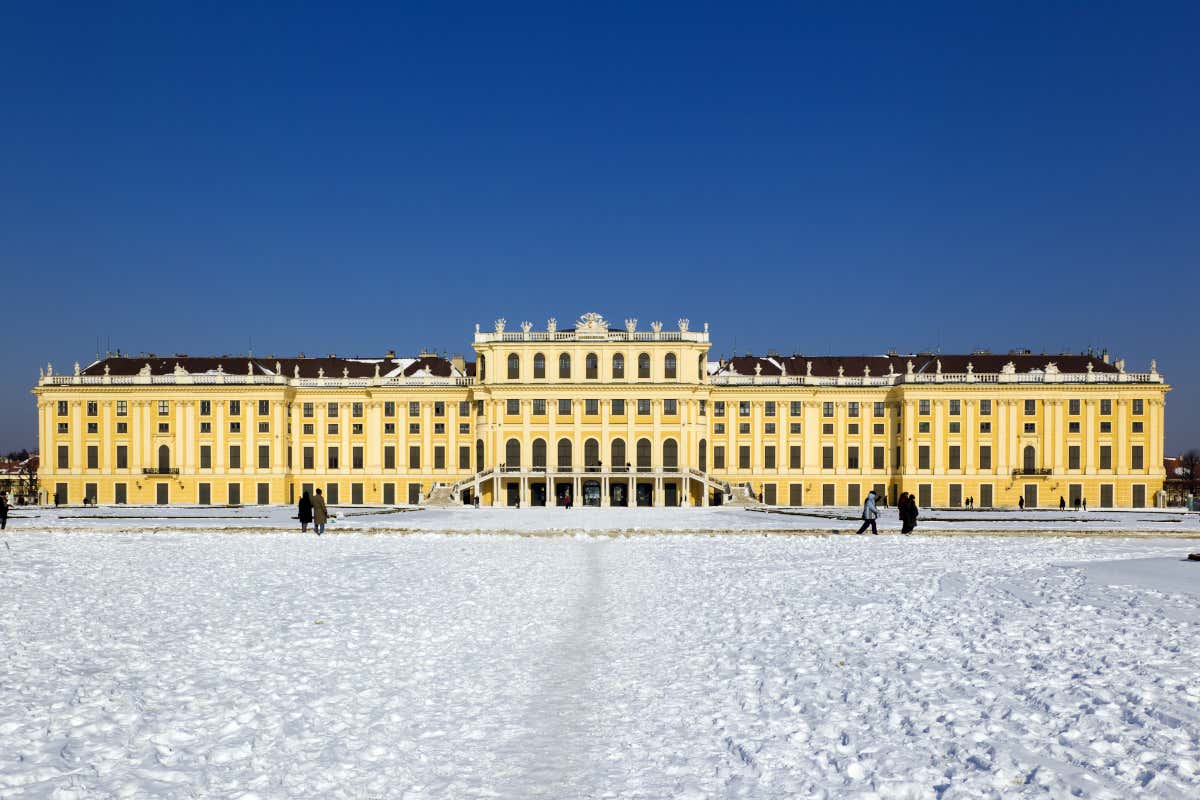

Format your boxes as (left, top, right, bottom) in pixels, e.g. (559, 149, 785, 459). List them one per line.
(33, 312, 1169, 509)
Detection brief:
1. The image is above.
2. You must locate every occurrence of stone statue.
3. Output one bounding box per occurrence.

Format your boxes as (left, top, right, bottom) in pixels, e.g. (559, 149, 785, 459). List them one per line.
(864, 365, 871, 377)
(754, 362, 762, 376)
(374, 363, 381, 379)
(104, 364, 110, 376)
(140, 363, 153, 377)
(521, 320, 532, 334)
(547, 317, 557, 333)
(906, 360, 914, 376)
(625, 318, 637, 333)
(1001, 362, 1016, 375)
(838, 365, 844, 378)
(806, 360, 813, 377)
(173, 362, 187, 376)
(317, 367, 324, 379)
(342, 367, 349, 378)
(678, 318, 689, 332)
(294, 365, 300, 379)
(275, 361, 281, 375)
(74, 361, 81, 376)
(494, 318, 506, 334)
(650, 321, 663, 334)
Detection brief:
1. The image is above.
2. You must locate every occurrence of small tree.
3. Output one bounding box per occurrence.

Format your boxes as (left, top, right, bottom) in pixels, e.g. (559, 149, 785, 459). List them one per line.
(1181, 450, 1200, 496)
(19, 458, 38, 504)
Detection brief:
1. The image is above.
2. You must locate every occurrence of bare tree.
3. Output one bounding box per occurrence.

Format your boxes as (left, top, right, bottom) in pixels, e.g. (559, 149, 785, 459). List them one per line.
(19, 458, 38, 504)
(1181, 449, 1200, 496)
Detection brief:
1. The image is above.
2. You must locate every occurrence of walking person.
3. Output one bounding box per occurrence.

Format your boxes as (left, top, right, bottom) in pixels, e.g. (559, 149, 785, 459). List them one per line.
(298, 490, 313, 534)
(901, 492, 920, 534)
(312, 488, 328, 536)
(1019, 496, 1025, 511)
(854, 489, 880, 535)
(1060, 496, 1066, 511)
(0, 491, 9, 530)
(1082, 497, 1087, 511)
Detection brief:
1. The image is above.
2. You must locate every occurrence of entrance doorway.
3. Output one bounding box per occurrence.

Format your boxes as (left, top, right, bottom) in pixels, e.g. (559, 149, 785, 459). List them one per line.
(506, 482, 520, 507)
(1024, 484, 1038, 509)
(555, 481, 573, 506)
(156, 483, 168, 505)
(636, 482, 653, 507)
(583, 480, 601, 507)
(664, 483, 678, 507)
(531, 482, 547, 506)
(610, 483, 628, 507)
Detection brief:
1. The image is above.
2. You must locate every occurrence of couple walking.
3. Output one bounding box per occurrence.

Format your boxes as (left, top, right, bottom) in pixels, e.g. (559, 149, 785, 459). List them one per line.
(853, 489, 919, 535)
(298, 489, 329, 535)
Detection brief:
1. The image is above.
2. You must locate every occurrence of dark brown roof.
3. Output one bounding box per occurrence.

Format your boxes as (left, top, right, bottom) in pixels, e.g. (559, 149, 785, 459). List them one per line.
(82, 355, 463, 380)
(715, 353, 1119, 378)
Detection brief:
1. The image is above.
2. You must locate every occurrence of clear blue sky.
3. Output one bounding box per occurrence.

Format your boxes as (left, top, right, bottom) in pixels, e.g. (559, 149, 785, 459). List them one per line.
(2, 2, 1196, 453)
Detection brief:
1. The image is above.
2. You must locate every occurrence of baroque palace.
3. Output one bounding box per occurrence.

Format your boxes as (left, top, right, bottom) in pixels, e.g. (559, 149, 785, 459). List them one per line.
(33, 312, 1168, 509)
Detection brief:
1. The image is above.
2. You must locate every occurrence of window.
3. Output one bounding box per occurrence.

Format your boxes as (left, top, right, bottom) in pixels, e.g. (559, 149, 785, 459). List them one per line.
(351, 423, 363, 435)
(433, 423, 445, 434)
(823, 402, 834, 418)
(302, 403, 314, 418)
(612, 353, 624, 379)
(637, 399, 651, 415)
(87, 422, 98, 434)
(1023, 422, 1036, 434)
(586, 353, 598, 379)
(229, 421, 241, 433)
(459, 401, 469, 416)
(229, 400, 241, 415)
(714, 446, 725, 469)
(738, 446, 750, 469)
(198, 422, 209, 433)
(57, 401, 68, 416)
(1132, 421, 1144, 433)
(302, 447, 313, 470)
(328, 423, 338, 435)
(533, 399, 547, 416)
(918, 400, 930, 415)
(458, 423, 469, 434)
(949, 399, 961, 416)
(558, 399, 572, 415)
(611, 398, 625, 415)
(303, 423, 314, 435)
(949, 446, 960, 470)
(764, 423, 776, 434)
(57, 445, 68, 469)
(585, 399, 600, 415)
(507, 353, 520, 380)
(918, 446, 930, 470)
(918, 421, 930, 433)
(700, 399, 707, 416)
(259, 444, 271, 468)
(789, 423, 801, 434)
(873, 402, 885, 417)
(1067, 421, 1080, 433)
(409, 401, 420, 416)
(1069, 446, 1080, 470)
(638, 353, 650, 379)
(117, 446, 128, 469)
(1024, 399, 1036, 415)
(475, 400, 484, 416)
(821, 446, 834, 469)
(789, 445, 802, 469)
(714, 401, 725, 417)
(158, 422, 169, 434)
(256, 400, 269, 416)
(949, 421, 960, 434)
(739, 401, 751, 417)
(738, 423, 751, 434)
(663, 399, 677, 415)
(434, 402, 445, 417)
(459, 445, 470, 469)
(980, 421, 991, 433)
(1069, 399, 1080, 415)
(714, 423, 726, 434)
(1100, 446, 1112, 470)
(1100, 421, 1111, 433)
(86, 446, 98, 469)
(155, 400, 168, 415)
(980, 399, 992, 415)
(979, 446, 991, 470)
(873, 446, 884, 470)
(506, 399, 521, 416)
(664, 353, 677, 379)
(434, 446, 445, 469)
(57, 422, 68, 434)
(873, 423, 884, 435)
(791, 401, 803, 416)
(1132, 399, 1144, 415)
(116, 401, 127, 416)
(847, 423, 859, 435)
(327, 402, 339, 418)
(259, 421, 270, 433)
(764, 401, 776, 417)
(534, 353, 546, 379)
(764, 446, 776, 469)
(352, 446, 364, 469)
(85, 400, 97, 416)
(408, 422, 420, 435)
(559, 353, 571, 379)
(384, 402, 396, 416)
(327, 447, 339, 469)
(229, 445, 242, 469)
(822, 423, 834, 435)
(350, 402, 362, 418)
(848, 402, 859, 418)
(847, 446, 859, 469)
(1131, 446, 1144, 470)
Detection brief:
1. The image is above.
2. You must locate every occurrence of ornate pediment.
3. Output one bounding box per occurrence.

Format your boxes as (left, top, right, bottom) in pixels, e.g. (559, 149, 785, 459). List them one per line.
(576, 311, 608, 333)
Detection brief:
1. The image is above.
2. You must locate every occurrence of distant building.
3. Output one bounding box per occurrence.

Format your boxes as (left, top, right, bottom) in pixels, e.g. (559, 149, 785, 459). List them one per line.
(1162, 455, 1195, 507)
(0, 453, 39, 504)
(32, 312, 1169, 508)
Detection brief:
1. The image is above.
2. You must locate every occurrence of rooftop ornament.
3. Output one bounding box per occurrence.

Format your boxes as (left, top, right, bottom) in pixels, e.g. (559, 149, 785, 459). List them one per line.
(294, 365, 300, 379)
(906, 360, 915, 376)
(173, 363, 187, 376)
(678, 318, 689, 333)
(140, 364, 153, 377)
(74, 362, 81, 376)
(494, 318, 506, 334)
(1001, 361, 1016, 374)
(521, 320, 532, 334)
(650, 321, 663, 334)
(864, 365, 871, 377)
(547, 317, 557, 333)
(754, 362, 762, 376)
(806, 360, 813, 376)
(317, 367, 324, 379)
(625, 318, 637, 333)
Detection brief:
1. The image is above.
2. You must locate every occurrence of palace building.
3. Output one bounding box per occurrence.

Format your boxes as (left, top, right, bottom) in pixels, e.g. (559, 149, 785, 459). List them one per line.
(33, 312, 1169, 509)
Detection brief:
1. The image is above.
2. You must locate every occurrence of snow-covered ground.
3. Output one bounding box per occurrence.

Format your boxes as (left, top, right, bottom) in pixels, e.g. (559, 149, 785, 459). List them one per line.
(2, 523, 1199, 798)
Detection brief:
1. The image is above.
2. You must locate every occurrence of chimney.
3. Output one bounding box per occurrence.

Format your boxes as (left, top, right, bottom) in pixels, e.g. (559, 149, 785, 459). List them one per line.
(385, 349, 396, 360)
(1102, 349, 1110, 364)
(450, 354, 466, 372)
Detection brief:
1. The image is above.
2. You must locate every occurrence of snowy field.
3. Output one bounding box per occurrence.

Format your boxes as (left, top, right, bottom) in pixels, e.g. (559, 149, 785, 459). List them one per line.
(2, 517, 1200, 798)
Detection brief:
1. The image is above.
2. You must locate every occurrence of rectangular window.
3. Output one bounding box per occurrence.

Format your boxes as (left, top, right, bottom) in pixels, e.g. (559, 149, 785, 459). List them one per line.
(873, 402, 885, 417)
(949, 421, 960, 434)
(714, 401, 725, 417)
(1132, 399, 1143, 415)
(918, 421, 930, 433)
(459, 445, 470, 470)
(199, 445, 212, 469)
(1069, 399, 1080, 415)
(1023, 422, 1036, 434)
(328, 402, 339, 418)
(434, 402, 445, 417)
(1068, 421, 1080, 433)
(258, 421, 270, 433)
(258, 399, 270, 416)
(764, 446, 776, 469)
(475, 400, 484, 417)
(409, 445, 421, 469)
(303, 423, 314, 434)
(980, 421, 991, 433)
(117, 422, 129, 433)
(158, 422, 169, 434)
(822, 423, 834, 435)
(586, 399, 600, 415)
(158, 400, 169, 415)
(116, 445, 128, 469)
(506, 399, 521, 415)
(764, 401, 776, 417)
(1100, 421, 1112, 433)
(87, 422, 98, 434)
(1100, 399, 1112, 415)
(949, 399, 961, 416)
(529, 399, 545, 416)
(714, 446, 725, 469)
(714, 423, 726, 434)
(847, 446, 859, 469)
(764, 422, 776, 434)
(789, 445, 802, 469)
(57, 400, 68, 416)
(823, 402, 834, 418)
(1131, 446, 1144, 470)
(790, 422, 802, 434)
(384, 446, 396, 469)
(57, 445, 69, 469)
(228, 421, 241, 433)
(327, 423, 338, 435)
(873, 423, 885, 435)
(663, 399, 677, 415)
(979, 445, 991, 470)
(458, 401, 470, 417)
(303, 403, 314, 418)
(1068, 445, 1081, 470)
(408, 423, 419, 434)
(948, 445, 960, 470)
(327, 447, 339, 469)
(229, 445, 242, 469)
(57, 422, 68, 434)
(303, 447, 314, 470)
(326, 484, 339, 505)
(738, 445, 750, 469)
(559, 399, 573, 415)
(611, 398, 624, 416)
(821, 446, 834, 470)
(433, 423, 445, 434)
(406, 401, 419, 417)
(116, 400, 127, 416)
(873, 446, 884, 470)
(739, 401, 751, 417)
(918, 446, 930, 470)
(86, 400, 98, 416)
(384, 401, 395, 417)
(847, 423, 859, 435)
(352, 446, 364, 469)
(1098, 445, 1112, 470)
(86, 445, 98, 469)
(1132, 421, 1144, 433)
(919, 399, 930, 415)
(848, 402, 859, 418)
(258, 444, 270, 468)
(349, 402, 362, 418)
(637, 399, 651, 415)
(738, 423, 751, 434)
(194, 400, 210, 417)
(229, 400, 241, 415)
(980, 399, 992, 415)
(228, 483, 241, 505)
(699, 399, 707, 416)
(1024, 399, 1036, 415)
(791, 401, 803, 416)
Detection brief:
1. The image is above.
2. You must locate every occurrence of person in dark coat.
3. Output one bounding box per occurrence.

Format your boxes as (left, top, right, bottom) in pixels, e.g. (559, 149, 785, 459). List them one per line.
(900, 493, 919, 534)
(0, 491, 9, 530)
(1019, 496, 1025, 511)
(311, 488, 328, 535)
(298, 491, 313, 533)
(1060, 496, 1066, 511)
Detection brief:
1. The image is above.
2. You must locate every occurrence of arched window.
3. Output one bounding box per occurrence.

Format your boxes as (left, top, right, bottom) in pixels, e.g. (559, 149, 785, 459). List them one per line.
(507, 353, 520, 380)
(636, 438, 652, 470)
(557, 438, 573, 468)
(611, 438, 626, 468)
(585, 353, 598, 380)
(612, 353, 625, 379)
(1023, 445, 1036, 472)
(663, 439, 678, 468)
(698, 438, 707, 472)
(584, 438, 600, 468)
(475, 439, 484, 472)
(505, 438, 521, 467)
(638, 352, 651, 379)
(533, 352, 546, 379)
(158, 444, 170, 472)
(665, 352, 677, 379)
(532, 438, 547, 468)
(558, 353, 571, 379)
